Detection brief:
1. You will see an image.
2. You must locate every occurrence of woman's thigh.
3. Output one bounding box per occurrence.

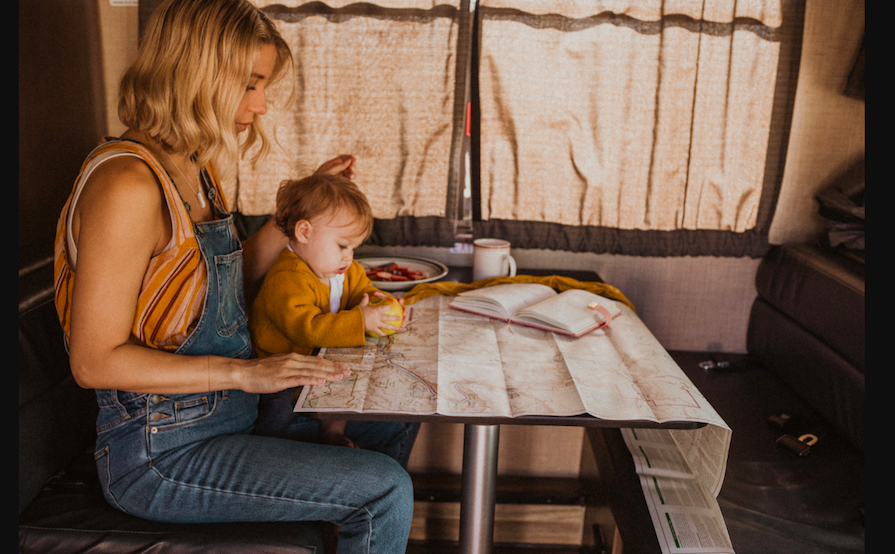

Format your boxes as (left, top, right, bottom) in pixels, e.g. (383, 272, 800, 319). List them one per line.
(113, 433, 413, 552)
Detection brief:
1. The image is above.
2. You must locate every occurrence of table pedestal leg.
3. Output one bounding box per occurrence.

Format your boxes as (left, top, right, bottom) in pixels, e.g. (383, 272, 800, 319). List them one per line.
(458, 423, 500, 554)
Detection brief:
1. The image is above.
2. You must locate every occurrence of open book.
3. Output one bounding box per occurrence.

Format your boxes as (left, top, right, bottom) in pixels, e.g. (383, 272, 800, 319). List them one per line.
(448, 283, 622, 337)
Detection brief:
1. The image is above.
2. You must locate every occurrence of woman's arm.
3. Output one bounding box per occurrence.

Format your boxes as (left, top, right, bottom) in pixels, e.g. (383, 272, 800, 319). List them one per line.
(241, 217, 288, 305)
(67, 158, 347, 394)
(315, 154, 356, 180)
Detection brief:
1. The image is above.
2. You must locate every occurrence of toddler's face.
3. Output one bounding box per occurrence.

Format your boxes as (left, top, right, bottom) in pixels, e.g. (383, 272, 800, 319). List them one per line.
(296, 208, 367, 280)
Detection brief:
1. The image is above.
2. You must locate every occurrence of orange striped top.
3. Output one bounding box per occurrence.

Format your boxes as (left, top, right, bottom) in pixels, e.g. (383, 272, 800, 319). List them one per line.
(53, 139, 229, 352)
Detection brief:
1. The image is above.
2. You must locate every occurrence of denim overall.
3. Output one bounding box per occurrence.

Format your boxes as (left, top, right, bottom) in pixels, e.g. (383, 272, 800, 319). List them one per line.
(91, 198, 413, 553)
(92, 204, 258, 508)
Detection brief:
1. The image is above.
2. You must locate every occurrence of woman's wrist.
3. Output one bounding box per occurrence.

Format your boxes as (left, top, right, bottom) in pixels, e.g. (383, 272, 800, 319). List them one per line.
(211, 354, 249, 392)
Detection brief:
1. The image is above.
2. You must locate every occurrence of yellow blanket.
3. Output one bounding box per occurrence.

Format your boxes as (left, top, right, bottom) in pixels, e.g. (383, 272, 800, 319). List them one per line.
(403, 274, 635, 312)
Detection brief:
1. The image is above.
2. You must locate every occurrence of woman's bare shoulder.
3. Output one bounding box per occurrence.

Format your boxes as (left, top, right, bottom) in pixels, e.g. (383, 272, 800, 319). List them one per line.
(89, 152, 162, 191)
(78, 154, 167, 214)
(73, 153, 171, 251)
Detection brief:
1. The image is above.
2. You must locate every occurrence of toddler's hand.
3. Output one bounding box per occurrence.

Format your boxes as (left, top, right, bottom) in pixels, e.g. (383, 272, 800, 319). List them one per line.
(398, 298, 408, 327)
(359, 293, 402, 336)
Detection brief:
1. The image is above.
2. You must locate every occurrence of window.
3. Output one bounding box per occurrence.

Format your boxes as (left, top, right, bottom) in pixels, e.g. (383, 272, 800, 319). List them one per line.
(239, 0, 804, 256)
(238, 0, 472, 246)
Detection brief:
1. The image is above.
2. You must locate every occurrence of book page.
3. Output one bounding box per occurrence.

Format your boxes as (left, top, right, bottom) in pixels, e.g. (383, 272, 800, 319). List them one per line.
(513, 288, 620, 335)
(451, 283, 556, 320)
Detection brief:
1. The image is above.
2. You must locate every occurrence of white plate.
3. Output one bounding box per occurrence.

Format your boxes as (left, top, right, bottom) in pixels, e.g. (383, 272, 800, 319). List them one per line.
(358, 256, 449, 291)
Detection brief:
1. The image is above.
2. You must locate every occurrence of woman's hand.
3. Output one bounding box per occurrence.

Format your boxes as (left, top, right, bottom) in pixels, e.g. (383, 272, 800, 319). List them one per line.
(235, 353, 351, 394)
(315, 155, 356, 180)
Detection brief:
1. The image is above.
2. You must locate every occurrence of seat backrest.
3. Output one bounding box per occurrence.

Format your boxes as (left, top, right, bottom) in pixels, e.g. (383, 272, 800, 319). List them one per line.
(754, 243, 864, 370)
(19, 258, 98, 514)
(748, 243, 864, 452)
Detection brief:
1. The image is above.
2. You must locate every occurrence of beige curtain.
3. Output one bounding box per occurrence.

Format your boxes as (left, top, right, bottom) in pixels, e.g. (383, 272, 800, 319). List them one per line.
(478, 0, 790, 235)
(237, 1, 468, 225)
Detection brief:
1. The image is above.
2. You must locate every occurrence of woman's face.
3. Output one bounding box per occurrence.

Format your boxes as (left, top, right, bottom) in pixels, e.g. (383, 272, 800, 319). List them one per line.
(235, 43, 277, 133)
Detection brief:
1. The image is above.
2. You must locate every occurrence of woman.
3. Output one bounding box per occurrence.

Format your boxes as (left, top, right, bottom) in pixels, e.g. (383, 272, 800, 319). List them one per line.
(53, 1, 413, 552)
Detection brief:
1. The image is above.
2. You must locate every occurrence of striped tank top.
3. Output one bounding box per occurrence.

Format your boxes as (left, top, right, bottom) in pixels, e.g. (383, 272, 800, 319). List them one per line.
(53, 139, 229, 351)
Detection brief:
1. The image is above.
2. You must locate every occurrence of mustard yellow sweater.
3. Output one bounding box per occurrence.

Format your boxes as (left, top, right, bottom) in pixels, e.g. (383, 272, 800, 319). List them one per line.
(250, 248, 381, 358)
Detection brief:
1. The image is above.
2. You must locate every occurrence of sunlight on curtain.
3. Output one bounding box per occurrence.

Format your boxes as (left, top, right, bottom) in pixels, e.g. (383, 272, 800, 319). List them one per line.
(237, 1, 465, 221)
(478, 0, 785, 234)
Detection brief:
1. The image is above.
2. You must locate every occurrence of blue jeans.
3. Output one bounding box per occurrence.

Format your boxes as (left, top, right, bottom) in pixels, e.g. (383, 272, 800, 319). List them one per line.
(94, 389, 413, 553)
(91, 209, 413, 553)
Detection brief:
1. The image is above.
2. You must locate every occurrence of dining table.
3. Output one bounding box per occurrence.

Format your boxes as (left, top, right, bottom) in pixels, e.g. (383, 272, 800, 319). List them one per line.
(312, 265, 707, 554)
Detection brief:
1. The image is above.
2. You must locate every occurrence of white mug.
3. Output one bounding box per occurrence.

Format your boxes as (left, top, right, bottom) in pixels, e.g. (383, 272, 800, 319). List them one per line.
(472, 238, 517, 281)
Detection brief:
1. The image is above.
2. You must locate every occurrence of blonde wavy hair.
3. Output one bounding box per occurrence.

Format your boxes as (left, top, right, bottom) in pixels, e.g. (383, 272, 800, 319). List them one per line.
(118, 0, 292, 171)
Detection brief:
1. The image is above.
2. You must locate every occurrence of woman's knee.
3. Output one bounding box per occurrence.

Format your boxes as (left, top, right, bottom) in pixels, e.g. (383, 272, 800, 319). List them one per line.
(371, 457, 414, 543)
(335, 453, 413, 547)
(379, 455, 414, 508)
(395, 464, 414, 509)
(361, 454, 414, 533)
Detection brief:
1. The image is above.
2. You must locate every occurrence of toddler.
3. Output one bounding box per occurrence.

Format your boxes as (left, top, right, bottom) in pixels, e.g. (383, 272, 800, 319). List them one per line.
(250, 173, 403, 445)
